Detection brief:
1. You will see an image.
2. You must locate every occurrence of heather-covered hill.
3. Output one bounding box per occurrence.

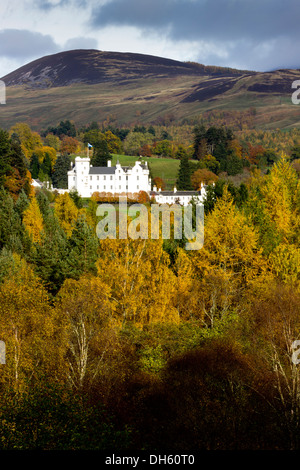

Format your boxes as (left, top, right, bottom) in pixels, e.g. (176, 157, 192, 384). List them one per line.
(1, 49, 300, 130)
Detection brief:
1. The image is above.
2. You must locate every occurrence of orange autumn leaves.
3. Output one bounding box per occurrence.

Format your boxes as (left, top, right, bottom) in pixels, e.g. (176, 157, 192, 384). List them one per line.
(3, 153, 299, 392)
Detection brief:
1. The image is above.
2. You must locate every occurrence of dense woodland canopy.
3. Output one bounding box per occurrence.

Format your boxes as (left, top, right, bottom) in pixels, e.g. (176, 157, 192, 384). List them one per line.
(0, 119, 300, 450)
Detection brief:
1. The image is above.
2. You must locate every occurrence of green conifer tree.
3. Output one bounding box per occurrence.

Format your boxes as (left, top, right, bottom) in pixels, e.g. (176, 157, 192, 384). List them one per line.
(91, 139, 111, 167)
(52, 154, 71, 189)
(63, 214, 99, 280)
(176, 146, 192, 190)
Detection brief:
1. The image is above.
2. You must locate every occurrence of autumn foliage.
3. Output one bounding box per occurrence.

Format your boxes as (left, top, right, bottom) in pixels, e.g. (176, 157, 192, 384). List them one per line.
(1, 121, 300, 450)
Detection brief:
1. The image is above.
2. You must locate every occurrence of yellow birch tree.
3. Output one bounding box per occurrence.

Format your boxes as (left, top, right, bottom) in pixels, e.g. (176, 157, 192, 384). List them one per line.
(23, 195, 44, 243)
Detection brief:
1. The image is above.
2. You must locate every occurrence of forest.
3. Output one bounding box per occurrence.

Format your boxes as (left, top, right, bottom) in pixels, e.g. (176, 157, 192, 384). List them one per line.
(0, 119, 300, 451)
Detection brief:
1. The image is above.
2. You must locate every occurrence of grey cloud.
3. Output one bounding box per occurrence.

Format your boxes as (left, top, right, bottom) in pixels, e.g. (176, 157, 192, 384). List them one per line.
(89, 0, 300, 70)
(90, 0, 300, 42)
(211, 36, 300, 72)
(0, 29, 59, 59)
(64, 36, 99, 50)
(34, 0, 87, 10)
(33, 0, 70, 10)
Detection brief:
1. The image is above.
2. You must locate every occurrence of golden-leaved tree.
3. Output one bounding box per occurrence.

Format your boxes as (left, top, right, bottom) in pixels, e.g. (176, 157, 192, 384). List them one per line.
(34, 145, 57, 167)
(0, 255, 63, 391)
(96, 237, 178, 327)
(56, 275, 116, 390)
(252, 155, 300, 286)
(261, 154, 298, 242)
(9, 123, 43, 163)
(54, 192, 79, 237)
(173, 247, 201, 321)
(192, 187, 269, 326)
(22, 195, 44, 243)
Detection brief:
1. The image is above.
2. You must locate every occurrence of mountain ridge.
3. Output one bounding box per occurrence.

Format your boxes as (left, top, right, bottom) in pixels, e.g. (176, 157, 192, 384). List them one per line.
(1, 49, 300, 131)
(1, 49, 255, 89)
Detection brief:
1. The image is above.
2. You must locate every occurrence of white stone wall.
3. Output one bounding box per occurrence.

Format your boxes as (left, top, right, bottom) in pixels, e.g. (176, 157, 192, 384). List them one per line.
(68, 156, 91, 198)
(152, 185, 206, 206)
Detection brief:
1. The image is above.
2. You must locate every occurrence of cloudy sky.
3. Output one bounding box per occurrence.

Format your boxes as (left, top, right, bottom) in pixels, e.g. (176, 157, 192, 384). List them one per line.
(1, 0, 300, 77)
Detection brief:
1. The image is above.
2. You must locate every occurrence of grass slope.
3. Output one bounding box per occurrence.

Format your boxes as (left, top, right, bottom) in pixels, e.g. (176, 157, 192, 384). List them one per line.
(2, 69, 300, 131)
(110, 154, 180, 189)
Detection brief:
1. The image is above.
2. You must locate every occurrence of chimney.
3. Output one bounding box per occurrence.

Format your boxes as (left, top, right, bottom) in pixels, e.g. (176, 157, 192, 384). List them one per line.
(107, 160, 111, 167)
(153, 185, 157, 192)
(173, 186, 177, 193)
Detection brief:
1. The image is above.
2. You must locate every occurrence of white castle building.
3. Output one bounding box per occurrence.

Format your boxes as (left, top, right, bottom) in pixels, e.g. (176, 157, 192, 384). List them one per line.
(150, 185, 207, 206)
(68, 157, 151, 198)
(68, 156, 207, 206)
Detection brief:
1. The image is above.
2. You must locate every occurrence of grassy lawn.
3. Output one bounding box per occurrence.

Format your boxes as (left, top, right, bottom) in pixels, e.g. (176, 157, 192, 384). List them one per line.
(111, 154, 180, 189)
(76, 152, 197, 190)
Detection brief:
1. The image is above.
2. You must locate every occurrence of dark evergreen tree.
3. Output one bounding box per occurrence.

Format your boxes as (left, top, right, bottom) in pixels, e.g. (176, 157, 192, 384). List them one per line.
(69, 189, 83, 209)
(176, 146, 192, 190)
(0, 188, 28, 253)
(0, 129, 12, 188)
(41, 152, 53, 180)
(52, 154, 71, 189)
(113, 128, 130, 141)
(148, 125, 156, 136)
(193, 124, 206, 159)
(83, 130, 111, 166)
(15, 190, 30, 219)
(0, 248, 16, 283)
(133, 125, 147, 134)
(30, 153, 40, 179)
(236, 183, 249, 208)
(222, 153, 244, 175)
(32, 210, 68, 295)
(9, 133, 28, 180)
(35, 189, 53, 221)
(56, 120, 77, 137)
(290, 145, 300, 161)
(193, 125, 236, 171)
(91, 139, 111, 167)
(161, 129, 172, 140)
(63, 214, 99, 280)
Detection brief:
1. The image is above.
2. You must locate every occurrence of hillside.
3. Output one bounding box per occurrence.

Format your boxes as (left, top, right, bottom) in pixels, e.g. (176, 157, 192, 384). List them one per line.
(1, 49, 251, 88)
(1, 49, 300, 130)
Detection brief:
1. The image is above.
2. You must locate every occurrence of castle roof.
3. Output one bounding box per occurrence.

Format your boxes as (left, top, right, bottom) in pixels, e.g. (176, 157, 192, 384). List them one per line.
(89, 166, 116, 175)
